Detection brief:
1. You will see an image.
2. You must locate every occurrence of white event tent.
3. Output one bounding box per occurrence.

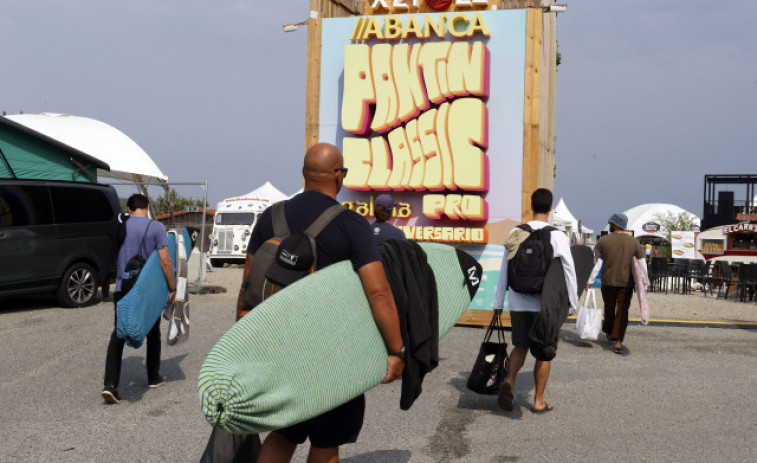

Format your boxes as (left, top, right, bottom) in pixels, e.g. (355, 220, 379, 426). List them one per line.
(6, 113, 168, 193)
(549, 198, 594, 244)
(217, 181, 289, 211)
(610, 203, 701, 240)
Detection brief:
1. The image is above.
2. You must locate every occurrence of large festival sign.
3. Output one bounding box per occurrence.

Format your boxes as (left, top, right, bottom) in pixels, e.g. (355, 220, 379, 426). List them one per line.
(313, 1, 556, 319)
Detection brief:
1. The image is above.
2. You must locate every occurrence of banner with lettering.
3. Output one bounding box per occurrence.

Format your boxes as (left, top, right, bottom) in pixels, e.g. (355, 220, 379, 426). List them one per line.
(319, 10, 527, 245)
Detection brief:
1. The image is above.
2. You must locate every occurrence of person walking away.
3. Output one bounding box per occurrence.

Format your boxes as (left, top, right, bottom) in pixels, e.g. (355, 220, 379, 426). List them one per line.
(240, 143, 405, 463)
(102, 194, 176, 404)
(586, 213, 645, 355)
(492, 188, 578, 414)
(371, 193, 406, 245)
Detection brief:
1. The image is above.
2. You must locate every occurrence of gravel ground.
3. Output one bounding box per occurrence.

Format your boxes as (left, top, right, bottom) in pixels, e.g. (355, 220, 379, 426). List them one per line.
(0, 267, 755, 463)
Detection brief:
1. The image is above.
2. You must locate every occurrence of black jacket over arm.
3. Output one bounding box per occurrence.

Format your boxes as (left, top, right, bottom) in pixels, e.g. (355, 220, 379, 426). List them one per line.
(378, 240, 439, 410)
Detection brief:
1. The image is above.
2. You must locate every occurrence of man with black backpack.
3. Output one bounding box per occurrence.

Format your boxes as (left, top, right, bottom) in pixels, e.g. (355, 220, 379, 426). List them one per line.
(102, 194, 176, 404)
(237, 143, 404, 463)
(492, 188, 577, 414)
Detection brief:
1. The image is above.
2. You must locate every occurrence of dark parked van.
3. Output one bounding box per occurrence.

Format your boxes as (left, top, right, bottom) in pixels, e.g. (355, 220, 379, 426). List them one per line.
(0, 179, 121, 307)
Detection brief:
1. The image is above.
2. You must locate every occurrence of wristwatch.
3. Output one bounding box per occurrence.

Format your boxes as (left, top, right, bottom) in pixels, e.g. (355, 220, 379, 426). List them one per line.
(388, 346, 406, 361)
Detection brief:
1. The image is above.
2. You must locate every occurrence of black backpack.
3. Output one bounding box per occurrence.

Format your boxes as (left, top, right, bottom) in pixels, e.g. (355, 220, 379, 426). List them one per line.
(507, 224, 556, 294)
(239, 201, 345, 319)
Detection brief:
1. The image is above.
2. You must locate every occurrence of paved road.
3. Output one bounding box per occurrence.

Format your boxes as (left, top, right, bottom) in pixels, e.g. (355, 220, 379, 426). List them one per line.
(1, 290, 755, 463)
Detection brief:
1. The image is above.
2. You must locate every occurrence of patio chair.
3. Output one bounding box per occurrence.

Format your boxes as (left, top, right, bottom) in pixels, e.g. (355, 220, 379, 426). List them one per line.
(670, 258, 690, 293)
(686, 260, 706, 294)
(698, 260, 719, 296)
(736, 263, 757, 302)
(715, 261, 735, 300)
(648, 257, 669, 293)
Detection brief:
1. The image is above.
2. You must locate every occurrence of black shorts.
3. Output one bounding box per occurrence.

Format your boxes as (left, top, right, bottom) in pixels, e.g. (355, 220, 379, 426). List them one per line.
(276, 394, 365, 448)
(510, 311, 538, 348)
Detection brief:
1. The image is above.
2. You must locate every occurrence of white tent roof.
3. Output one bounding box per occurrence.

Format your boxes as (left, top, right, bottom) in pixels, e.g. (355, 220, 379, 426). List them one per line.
(619, 203, 701, 238)
(550, 198, 594, 235)
(218, 181, 288, 207)
(6, 113, 167, 185)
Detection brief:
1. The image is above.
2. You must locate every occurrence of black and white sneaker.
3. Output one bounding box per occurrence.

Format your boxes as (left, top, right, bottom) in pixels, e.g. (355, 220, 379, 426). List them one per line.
(148, 376, 165, 388)
(102, 385, 122, 404)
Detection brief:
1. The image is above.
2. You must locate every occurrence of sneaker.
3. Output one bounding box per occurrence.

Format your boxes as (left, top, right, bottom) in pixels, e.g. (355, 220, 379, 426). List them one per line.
(102, 385, 122, 404)
(148, 376, 165, 388)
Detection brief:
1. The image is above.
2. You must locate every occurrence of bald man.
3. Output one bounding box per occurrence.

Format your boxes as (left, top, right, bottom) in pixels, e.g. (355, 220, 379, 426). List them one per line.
(239, 143, 404, 463)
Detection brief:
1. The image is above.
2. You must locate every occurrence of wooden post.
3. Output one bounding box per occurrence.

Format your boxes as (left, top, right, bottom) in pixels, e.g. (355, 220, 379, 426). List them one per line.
(539, 10, 557, 191)
(521, 7, 543, 222)
(305, 1, 323, 151)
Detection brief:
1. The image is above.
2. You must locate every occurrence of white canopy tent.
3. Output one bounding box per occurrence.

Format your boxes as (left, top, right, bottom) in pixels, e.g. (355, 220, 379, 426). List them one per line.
(608, 203, 701, 240)
(217, 181, 289, 210)
(6, 113, 168, 193)
(549, 198, 594, 244)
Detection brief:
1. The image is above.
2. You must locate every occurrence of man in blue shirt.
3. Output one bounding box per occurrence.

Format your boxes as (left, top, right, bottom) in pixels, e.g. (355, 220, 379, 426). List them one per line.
(371, 193, 407, 245)
(102, 194, 176, 404)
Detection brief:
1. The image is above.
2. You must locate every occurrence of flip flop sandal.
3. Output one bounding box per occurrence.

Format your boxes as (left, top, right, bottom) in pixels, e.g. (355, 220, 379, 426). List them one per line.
(614, 346, 626, 355)
(530, 403, 554, 414)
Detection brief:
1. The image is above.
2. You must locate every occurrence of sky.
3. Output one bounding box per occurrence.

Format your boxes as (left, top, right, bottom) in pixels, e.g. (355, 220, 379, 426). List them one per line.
(2, 0, 756, 233)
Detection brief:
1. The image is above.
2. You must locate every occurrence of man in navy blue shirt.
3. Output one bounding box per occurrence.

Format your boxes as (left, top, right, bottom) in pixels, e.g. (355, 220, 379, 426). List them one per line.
(241, 143, 405, 463)
(371, 193, 407, 245)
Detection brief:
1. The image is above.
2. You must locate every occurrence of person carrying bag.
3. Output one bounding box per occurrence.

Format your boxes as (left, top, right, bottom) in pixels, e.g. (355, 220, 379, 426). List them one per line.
(467, 311, 510, 395)
(576, 288, 602, 340)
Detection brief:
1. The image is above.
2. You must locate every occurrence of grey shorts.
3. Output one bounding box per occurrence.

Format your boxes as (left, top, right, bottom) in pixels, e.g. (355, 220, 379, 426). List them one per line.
(509, 311, 538, 348)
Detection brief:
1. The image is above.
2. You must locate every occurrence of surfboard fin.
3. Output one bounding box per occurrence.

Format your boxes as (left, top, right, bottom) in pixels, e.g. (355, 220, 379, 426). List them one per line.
(455, 249, 483, 299)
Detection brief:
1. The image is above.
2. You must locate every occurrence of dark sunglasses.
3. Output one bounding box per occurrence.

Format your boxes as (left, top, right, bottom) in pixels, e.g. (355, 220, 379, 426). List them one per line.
(334, 167, 348, 177)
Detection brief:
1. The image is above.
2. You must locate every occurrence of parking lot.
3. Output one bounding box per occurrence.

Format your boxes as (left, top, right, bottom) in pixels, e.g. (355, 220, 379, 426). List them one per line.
(1, 268, 755, 463)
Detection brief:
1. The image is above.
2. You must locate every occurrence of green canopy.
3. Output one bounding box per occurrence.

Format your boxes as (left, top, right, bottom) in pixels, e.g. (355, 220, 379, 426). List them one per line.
(0, 116, 109, 182)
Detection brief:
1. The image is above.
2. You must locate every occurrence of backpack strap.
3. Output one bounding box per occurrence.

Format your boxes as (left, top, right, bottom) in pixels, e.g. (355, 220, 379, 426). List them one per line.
(138, 220, 154, 258)
(271, 201, 290, 237)
(304, 204, 347, 238)
(517, 223, 533, 233)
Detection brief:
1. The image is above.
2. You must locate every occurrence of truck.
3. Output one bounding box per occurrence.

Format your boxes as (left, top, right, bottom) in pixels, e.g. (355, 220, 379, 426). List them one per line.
(208, 182, 289, 267)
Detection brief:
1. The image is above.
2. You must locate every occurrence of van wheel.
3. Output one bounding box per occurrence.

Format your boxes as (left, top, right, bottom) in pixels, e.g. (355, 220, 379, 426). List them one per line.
(58, 263, 98, 307)
(210, 259, 225, 268)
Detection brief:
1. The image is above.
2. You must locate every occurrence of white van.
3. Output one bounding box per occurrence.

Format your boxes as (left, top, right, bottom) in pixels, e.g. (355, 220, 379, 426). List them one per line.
(208, 183, 290, 267)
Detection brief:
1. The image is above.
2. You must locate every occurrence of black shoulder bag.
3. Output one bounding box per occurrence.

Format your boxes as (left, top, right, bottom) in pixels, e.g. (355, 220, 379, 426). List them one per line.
(466, 311, 510, 395)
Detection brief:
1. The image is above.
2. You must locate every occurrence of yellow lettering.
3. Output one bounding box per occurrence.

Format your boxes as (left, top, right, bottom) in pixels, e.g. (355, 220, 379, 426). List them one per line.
(468, 12, 491, 38)
(423, 194, 446, 219)
(384, 15, 402, 40)
(368, 137, 392, 188)
(363, 17, 385, 40)
(418, 42, 451, 105)
(437, 102, 455, 190)
(401, 15, 424, 40)
(355, 201, 370, 217)
(447, 98, 487, 190)
(396, 203, 412, 218)
(342, 138, 372, 190)
(342, 44, 375, 134)
(387, 126, 413, 189)
(448, 13, 470, 39)
(418, 109, 442, 190)
(392, 43, 429, 123)
(371, 44, 399, 132)
(447, 41, 488, 98)
(423, 14, 447, 39)
(405, 118, 426, 190)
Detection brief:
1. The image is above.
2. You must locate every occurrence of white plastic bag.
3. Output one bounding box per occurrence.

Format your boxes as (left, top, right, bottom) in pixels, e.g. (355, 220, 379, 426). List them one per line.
(576, 289, 602, 340)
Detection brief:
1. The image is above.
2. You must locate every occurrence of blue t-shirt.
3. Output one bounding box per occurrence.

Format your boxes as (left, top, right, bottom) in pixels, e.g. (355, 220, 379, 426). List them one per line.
(115, 216, 168, 291)
(372, 221, 407, 245)
(248, 191, 379, 271)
